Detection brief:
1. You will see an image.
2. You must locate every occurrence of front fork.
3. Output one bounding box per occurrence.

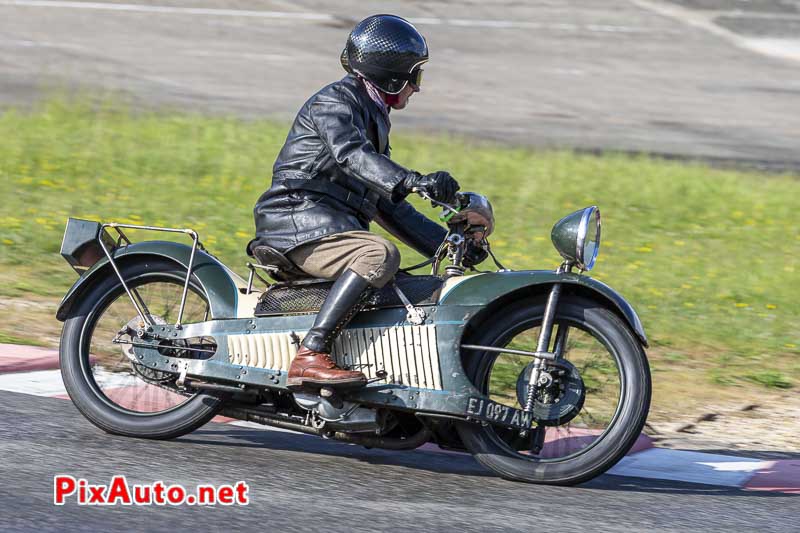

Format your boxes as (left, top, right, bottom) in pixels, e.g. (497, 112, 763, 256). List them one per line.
(522, 263, 572, 442)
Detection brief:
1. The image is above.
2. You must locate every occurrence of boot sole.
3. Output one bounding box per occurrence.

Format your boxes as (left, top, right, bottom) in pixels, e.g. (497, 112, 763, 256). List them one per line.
(286, 376, 367, 391)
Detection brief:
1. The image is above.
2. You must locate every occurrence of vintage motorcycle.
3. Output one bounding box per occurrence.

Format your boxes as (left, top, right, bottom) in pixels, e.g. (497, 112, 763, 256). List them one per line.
(56, 192, 651, 485)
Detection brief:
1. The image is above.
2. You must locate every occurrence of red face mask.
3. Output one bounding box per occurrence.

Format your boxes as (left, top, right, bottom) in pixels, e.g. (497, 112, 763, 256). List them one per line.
(383, 93, 401, 107)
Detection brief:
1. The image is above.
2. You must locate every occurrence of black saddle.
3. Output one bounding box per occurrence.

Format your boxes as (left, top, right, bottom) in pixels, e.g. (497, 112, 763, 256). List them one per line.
(252, 245, 318, 283)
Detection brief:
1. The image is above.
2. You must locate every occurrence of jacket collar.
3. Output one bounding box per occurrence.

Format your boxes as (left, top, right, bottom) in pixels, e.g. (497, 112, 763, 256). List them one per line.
(345, 74, 390, 154)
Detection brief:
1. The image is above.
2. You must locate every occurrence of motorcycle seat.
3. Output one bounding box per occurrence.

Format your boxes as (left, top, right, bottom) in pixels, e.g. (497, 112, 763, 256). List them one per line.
(252, 245, 324, 283)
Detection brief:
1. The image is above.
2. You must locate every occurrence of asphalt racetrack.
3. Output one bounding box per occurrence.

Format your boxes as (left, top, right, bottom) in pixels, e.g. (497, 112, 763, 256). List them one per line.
(1, 0, 799, 170)
(1, 390, 797, 532)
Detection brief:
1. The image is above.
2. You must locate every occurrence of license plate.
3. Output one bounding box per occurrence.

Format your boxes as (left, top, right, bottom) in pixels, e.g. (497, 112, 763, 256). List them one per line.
(466, 397, 534, 430)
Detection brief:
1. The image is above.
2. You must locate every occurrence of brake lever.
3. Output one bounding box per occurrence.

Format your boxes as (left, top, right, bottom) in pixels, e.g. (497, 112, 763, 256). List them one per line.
(411, 188, 461, 221)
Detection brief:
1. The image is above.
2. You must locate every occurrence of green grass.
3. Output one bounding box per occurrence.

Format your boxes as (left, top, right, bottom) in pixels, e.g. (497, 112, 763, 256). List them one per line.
(744, 370, 794, 390)
(1, 97, 798, 388)
(0, 332, 47, 347)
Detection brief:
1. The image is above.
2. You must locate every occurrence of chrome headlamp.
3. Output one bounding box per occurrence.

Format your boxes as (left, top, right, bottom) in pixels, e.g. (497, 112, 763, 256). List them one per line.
(447, 192, 495, 239)
(550, 206, 601, 271)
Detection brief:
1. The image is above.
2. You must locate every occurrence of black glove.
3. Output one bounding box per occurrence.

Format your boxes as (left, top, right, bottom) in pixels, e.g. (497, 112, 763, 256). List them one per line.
(396, 171, 460, 205)
(463, 240, 489, 268)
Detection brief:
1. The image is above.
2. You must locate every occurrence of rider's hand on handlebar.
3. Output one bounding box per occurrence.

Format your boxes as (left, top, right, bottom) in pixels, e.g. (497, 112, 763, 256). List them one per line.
(401, 171, 460, 205)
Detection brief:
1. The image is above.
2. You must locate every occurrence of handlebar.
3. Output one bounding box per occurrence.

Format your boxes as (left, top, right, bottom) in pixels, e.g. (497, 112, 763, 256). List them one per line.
(410, 187, 463, 217)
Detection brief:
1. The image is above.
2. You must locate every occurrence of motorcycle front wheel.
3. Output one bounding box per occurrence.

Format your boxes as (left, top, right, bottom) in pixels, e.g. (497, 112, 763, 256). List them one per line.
(457, 295, 651, 485)
(59, 258, 227, 439)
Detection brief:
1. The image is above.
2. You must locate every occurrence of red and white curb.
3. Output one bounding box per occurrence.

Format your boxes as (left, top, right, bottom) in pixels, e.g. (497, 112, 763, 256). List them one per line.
(0, 343, 796, 493)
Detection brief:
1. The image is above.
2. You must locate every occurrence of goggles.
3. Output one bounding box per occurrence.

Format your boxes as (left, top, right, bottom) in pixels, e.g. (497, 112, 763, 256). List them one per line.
(348, 61, 427, 94)
(384, 67, 423, 94)
(382, 67, 424, 94)
(408, 67, 424, 88)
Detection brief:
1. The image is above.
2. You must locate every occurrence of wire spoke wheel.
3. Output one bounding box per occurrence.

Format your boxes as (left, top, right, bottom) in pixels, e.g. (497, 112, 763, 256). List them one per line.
(60, 258, 227, 439)
(485, 321, 622, 461)
(87, 279, 211, 415)
(457, 295, 650, 485)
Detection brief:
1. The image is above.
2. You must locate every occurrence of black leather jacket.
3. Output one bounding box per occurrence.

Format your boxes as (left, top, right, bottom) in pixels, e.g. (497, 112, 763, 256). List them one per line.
(250, 74, 446, 257)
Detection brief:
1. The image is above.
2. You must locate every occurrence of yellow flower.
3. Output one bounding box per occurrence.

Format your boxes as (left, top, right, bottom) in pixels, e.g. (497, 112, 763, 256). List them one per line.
(683, 302, 695, 308)
(673, 240, 685, 246)
(785, 343, 796, 349)
(680, 284, 692, 289)
(636, 246, 653, 253)
(734, 302, 749, 308)
(766, 304, 777, 310)
(235, 231, 249, 238)
(1, 239, 13, 245)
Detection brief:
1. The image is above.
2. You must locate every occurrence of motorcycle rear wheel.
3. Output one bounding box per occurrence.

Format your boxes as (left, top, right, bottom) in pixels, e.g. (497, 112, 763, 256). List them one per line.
(457, 295, 651, 485)
(59, 258, 227, 439)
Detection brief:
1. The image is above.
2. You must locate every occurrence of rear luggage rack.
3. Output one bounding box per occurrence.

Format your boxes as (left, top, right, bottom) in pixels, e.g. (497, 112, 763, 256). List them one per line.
(61, 218, 203, 329)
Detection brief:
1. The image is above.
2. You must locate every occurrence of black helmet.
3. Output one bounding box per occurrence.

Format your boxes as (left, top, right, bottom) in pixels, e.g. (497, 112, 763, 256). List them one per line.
(341, 14, 428, 95)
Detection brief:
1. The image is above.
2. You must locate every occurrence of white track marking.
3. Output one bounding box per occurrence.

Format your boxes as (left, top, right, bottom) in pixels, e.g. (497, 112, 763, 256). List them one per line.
(0, 38, 84, 49)
(632, 0, 800, 63)
(739, 38, 800, 63)
(717, 11, 800, 22)
(0, 0, 663, 33)
(0, 369, 67, 396)
(0, 367, 151, 397)
(0, 0, 334, 20)
(609, 448, 770, 487)
(180, 50, 295, 61)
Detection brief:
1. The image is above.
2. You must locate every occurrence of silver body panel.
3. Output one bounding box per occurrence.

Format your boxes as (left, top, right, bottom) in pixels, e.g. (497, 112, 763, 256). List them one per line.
(226, 325, 443, 390)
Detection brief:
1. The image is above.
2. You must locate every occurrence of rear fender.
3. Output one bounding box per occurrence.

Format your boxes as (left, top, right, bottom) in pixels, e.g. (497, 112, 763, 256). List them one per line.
(56, 241, 243, 321)
(439, 271, 648, 347)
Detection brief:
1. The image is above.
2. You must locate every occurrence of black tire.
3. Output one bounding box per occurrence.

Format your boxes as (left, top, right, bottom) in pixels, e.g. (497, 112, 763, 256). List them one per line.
(457, 295, 651, 485)
(59, 258, 227, 439)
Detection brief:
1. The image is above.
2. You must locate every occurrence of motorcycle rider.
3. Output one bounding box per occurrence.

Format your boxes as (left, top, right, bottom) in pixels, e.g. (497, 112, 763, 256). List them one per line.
(249, 14, 484, 390)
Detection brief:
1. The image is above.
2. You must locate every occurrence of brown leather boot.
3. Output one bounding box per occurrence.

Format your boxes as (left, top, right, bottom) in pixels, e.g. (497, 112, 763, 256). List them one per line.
(287, 269, 371, 390)
(287, 347, 367, 389)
